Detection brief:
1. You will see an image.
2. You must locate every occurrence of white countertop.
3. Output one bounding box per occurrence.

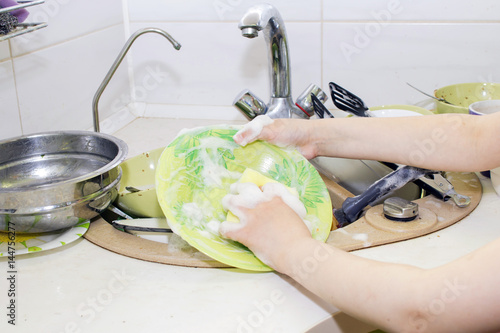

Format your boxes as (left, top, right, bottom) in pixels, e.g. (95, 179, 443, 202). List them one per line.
(2, 117, 499, 333)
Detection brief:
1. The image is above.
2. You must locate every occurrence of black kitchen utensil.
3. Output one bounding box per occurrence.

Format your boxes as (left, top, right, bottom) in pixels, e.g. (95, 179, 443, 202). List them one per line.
(329, 82, 371, 117)
(111, 219, 172, 233)
(311, 93, 334, 118)
(334, 166, 438, 227)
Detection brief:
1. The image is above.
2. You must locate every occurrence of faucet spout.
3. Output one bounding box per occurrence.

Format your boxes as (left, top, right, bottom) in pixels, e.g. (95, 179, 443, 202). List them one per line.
(92, 28, 181, 132)
(237, 3, 306, 119)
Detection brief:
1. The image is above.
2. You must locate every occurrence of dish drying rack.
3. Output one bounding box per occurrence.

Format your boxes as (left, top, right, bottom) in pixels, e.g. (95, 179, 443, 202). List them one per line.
(0, 0, 47, 41)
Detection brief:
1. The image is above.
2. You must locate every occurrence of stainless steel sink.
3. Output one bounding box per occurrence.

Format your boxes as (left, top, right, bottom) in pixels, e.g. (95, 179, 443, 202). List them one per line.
(312, 157, 422, 204)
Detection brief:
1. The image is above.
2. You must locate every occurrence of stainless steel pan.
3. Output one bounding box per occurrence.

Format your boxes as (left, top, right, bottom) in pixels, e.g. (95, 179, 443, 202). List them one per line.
(0, 131, 128, 233)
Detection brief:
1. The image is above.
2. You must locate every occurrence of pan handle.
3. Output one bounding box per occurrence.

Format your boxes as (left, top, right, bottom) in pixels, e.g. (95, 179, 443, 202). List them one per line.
(334, 166, 437, 227)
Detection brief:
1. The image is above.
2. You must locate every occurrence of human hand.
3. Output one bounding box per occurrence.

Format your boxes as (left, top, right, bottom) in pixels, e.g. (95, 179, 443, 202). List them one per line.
(219, 182, 312, 272)
(233, 115, 319, 159)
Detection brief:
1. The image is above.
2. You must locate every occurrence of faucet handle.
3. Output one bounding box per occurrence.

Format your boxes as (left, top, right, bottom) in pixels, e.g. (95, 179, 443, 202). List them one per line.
(233, 89, 267, 120)
(295, 84, 328, 118)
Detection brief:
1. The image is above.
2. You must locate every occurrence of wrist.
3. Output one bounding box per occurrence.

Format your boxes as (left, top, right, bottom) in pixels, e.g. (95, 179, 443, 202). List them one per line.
(275, 237, 323, 277)
(306, 119, 335, 158)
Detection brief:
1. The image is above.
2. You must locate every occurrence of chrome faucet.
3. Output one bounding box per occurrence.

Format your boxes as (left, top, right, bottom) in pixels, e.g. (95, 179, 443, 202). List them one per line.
(92, 28, 181, 132)
(233, 3, 326, 120)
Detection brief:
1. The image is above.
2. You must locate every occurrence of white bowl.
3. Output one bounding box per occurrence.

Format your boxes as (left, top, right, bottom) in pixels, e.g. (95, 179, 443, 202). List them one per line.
(469, 100, 500, 116)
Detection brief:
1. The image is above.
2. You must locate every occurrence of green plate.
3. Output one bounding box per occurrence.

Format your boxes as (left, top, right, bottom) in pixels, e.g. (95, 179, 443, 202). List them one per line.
(155, 125, 332, 271)
(0, 219, 89, 256)
(115, 147, 165, 218)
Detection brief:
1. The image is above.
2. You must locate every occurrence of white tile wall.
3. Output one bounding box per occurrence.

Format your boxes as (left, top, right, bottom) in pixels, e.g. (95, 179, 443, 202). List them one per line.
(14, 25, 130, 134)
(0, 61, 22, 138)
(323, 0, 500, 21)
(10, 0, 124, 56)
(0, 0, 126, 140)
(0, 42, 10, 61)
(322, 22, 500, 107)
(128, 0, 322, 22)
(1, 0, 499, 141)
(126, 20, 321, 119)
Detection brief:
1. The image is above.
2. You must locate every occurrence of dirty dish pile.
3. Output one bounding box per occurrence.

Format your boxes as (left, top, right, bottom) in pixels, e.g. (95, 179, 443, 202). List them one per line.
(155, 125, 333, 271)
(114, 147, 165, 218)
(434, 82, 500, 114)
(0, 131, 127, 233)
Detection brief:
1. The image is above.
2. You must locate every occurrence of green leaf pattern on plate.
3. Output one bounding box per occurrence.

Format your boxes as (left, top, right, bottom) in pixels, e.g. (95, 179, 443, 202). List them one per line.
(0, 220, 90, 256)
(156, 125, 332, 271)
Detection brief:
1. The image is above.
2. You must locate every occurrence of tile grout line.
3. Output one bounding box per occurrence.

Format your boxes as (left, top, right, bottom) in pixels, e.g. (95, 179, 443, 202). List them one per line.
(8, 38, 24, 134)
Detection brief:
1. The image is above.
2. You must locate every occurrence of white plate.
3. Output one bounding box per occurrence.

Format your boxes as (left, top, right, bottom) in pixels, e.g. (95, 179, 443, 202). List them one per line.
(0, 220, 90, 256)
(368, 109, 424, 117)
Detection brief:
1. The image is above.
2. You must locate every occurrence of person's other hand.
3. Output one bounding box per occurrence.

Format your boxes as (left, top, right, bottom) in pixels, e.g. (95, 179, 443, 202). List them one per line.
(220, 182, 312, 271)
(233, 116, 319, 159)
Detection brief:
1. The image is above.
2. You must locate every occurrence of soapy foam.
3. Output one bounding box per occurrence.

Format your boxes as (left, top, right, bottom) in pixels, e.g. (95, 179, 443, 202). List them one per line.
(333, 228, 372, 247)
(351, 233, 368, 242)
(220, 181, 309, 235)
(184, 136, 242, 188)
(426, 200, 442, 209)
(172, 126, 318, 248)
(181, 203, 204, 227)
(206, 220, 222, 235)
(233, 115, 274, 146)
(261, 182, 307, 219)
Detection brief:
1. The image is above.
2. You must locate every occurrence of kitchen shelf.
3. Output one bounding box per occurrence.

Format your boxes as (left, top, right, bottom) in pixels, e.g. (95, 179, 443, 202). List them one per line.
(0, 0, 47, 41)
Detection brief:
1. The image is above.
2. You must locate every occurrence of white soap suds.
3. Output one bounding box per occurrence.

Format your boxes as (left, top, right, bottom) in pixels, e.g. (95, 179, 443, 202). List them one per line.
(426, 200, 442, 209)
(181, 203, 204, 228)
(206, 220, 222, 235)
(351, 233, 368, 242)
(333, 228, 371, 247)
(184, 136, 242, 188)
(219, 181, 309, 236)
(220, 183, 268, 235)
(233, 115, 274, 146)
(261, 182, 307, 219)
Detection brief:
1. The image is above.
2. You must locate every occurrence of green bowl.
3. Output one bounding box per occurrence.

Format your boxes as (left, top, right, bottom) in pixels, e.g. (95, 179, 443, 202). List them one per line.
(114, 147, 165, 218)
(155, 125, 333, 271)
(435, 83, 500, 114)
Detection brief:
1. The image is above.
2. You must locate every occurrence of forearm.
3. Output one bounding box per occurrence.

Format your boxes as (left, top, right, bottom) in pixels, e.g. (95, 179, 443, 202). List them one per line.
(278, 237, 500, 333)
(306, 113, 500, 171)
(279, 238, 426, 331)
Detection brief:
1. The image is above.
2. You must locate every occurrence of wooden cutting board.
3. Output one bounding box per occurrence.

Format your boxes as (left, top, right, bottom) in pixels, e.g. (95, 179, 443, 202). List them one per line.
(84, 171, 482, 268)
